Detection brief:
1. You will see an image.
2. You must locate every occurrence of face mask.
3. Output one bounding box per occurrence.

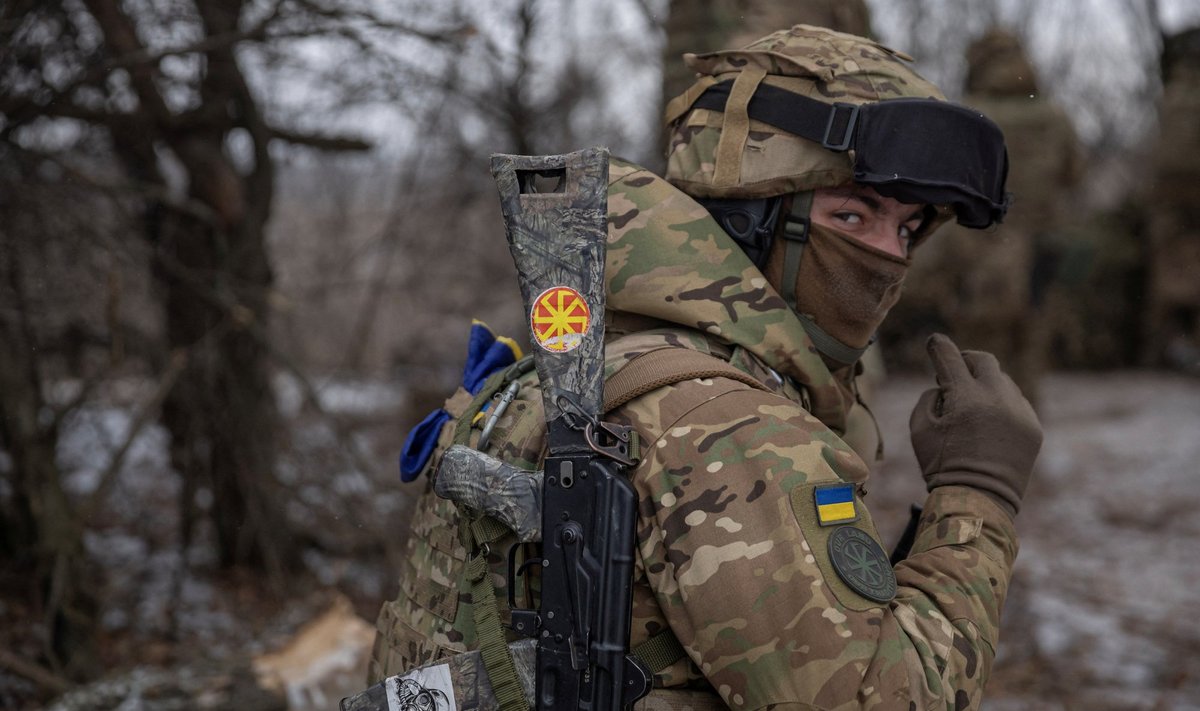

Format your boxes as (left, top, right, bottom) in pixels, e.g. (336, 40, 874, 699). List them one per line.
(782, 223, 911, 356)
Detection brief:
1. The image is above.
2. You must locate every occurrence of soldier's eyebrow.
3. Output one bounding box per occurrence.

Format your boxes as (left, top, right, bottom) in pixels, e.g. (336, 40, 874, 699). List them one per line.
(829, 188, 882, 214)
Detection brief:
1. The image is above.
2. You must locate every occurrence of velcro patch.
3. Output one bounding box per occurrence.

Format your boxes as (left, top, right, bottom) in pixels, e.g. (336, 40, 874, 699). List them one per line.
(789, 481, 891, 611)
(814, 483, 858, 526)
(828, 526, 897, 603)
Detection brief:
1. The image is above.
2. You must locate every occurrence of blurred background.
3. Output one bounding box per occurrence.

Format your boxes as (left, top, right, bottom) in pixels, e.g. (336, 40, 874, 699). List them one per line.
(2, 0, 1199, 709)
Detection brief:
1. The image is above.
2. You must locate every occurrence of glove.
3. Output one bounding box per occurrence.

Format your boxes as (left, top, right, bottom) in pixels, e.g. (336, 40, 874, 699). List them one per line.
(909, 334, 1043, 517)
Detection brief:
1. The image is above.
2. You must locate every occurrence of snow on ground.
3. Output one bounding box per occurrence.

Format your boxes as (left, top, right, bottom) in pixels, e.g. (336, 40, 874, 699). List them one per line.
(870, 371, 1200, 711)
(9, 369, 1199, 709)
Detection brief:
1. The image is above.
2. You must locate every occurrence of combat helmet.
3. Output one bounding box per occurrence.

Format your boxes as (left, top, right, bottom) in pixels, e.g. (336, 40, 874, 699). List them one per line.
(664, 24, 1010, 257)
(664, 24, 1011, 365)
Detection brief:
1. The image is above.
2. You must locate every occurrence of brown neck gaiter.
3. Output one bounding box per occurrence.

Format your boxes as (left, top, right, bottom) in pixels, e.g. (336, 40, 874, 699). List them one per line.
(789, 224, 911, 353)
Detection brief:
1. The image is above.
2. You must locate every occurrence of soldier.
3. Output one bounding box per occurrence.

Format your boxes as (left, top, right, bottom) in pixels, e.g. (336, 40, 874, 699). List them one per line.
(1143, 27, 1200, 372)
(371, 25, 1041, 710)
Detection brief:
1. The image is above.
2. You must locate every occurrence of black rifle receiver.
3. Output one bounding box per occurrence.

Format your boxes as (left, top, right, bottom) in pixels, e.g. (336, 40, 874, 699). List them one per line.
(491, 148, 652, 711)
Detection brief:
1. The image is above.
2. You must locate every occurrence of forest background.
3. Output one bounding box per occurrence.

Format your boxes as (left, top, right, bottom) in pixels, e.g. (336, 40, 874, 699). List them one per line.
(3, 0, 1200, 709)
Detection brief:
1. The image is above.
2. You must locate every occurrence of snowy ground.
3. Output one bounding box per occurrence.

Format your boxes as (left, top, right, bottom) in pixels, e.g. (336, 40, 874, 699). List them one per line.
(869, 371, 1200, 711)
(4, 370, 1199, 709)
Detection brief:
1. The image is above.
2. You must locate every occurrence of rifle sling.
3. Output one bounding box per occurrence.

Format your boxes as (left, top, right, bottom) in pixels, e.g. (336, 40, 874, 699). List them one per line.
(603, 346, 772, 413)
(467, 517, 529, 711)
(632, 628, 688, 675)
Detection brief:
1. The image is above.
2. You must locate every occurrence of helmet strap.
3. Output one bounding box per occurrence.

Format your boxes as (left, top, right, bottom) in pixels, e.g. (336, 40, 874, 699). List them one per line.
(778, 190, 812, 313)
(779, 191, 872, 367)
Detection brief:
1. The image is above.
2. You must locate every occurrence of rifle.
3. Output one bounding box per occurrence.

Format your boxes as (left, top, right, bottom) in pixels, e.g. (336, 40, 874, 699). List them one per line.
(492, 147, 651, 711)
(340, 148, 650, 711)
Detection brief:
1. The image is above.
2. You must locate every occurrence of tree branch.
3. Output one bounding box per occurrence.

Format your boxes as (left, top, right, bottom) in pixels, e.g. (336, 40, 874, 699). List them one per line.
(268, 126, 372, 152)
(0, 648, 73, 696)
(79, 348, 191, 521)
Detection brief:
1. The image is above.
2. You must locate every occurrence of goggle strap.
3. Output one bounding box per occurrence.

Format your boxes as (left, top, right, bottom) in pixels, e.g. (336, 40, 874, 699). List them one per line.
(691, 80, 852, 151)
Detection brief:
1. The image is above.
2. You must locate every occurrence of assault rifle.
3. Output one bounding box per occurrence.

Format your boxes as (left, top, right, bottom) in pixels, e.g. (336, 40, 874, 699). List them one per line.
(341, 148, 650, 711)
(491, 147, 651, 711)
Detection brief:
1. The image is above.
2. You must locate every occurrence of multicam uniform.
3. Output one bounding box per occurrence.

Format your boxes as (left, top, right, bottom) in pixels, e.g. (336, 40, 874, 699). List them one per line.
(370, 159, 1019, 710)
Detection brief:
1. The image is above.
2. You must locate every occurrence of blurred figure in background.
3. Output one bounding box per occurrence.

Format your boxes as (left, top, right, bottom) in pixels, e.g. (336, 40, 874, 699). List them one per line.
(1143, 27, 1200, 374)
(885, 28, 1082, 408)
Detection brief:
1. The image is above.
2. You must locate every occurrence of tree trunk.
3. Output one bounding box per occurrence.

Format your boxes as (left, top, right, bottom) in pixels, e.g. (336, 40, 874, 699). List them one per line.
(83, 0, 298, 575)
(0, 243, 98, 678)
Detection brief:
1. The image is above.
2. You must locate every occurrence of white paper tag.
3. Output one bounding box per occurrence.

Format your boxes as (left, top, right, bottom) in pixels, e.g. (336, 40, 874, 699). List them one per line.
(385, 663, 457, 711)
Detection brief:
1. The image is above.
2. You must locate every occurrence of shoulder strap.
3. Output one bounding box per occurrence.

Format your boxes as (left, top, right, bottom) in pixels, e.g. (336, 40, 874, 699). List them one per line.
(603, 346, 771, 414)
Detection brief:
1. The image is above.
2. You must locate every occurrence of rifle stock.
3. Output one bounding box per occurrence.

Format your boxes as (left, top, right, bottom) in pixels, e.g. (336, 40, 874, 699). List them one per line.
(491, 148, 651, 711)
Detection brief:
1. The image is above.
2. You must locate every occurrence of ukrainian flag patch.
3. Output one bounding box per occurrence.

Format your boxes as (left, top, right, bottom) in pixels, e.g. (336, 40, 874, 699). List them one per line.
(814, 483, 858, 526)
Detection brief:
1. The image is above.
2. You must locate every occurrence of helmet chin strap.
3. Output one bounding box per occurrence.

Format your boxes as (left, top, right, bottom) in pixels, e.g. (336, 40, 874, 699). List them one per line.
(777, 191, 872, 368)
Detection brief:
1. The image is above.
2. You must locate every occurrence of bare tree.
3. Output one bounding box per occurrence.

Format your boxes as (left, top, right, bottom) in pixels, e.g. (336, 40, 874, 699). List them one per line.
(0, 0, 466, 681)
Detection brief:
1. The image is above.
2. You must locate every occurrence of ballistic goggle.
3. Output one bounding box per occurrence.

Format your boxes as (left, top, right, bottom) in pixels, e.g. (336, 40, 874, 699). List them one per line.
(692, 81, 1011, 229)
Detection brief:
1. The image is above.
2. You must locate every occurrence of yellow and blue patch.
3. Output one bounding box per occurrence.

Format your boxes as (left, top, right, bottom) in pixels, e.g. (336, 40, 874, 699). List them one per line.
(814, 483, 858, 526)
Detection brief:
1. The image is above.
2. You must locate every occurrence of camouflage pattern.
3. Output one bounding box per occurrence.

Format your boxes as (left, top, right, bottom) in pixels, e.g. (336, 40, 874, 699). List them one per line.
(434, 445, 543, 543)
(369, 361, 546, 684)
(661, 0, 873, 118)
(664, 24, 944, 201)
(372, 160, 1021, 709)
(491, 148, 610, 450)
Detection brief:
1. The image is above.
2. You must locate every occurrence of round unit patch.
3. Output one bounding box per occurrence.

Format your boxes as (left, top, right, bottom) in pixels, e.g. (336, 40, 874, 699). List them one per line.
(530, 286, 591, 352)
(828, 526, 897, 603)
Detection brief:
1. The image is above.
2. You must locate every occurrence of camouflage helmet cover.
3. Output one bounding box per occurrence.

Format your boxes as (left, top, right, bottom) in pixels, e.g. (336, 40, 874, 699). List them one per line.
(665, 24, 946, 201)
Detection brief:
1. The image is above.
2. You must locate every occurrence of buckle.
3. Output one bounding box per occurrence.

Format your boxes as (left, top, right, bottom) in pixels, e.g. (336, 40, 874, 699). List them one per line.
(782, 214, 810, 243)
(822, 102, 859, 151)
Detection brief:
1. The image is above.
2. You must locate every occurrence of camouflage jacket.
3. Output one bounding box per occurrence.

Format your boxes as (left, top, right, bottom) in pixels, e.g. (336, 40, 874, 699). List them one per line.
(371, 160, 1019, 711)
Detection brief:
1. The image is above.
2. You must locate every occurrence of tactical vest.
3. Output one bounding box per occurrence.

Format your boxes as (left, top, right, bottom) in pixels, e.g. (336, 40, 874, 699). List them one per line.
(369, 326, 801, 701)
(370, 330, 880, 708)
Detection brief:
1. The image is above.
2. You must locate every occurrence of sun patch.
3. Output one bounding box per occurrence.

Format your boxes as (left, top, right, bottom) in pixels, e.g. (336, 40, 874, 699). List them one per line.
(530, 286, 591, 352)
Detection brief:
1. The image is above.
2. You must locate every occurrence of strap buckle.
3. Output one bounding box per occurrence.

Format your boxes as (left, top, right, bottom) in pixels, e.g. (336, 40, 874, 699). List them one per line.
(822, 102, 859, 151)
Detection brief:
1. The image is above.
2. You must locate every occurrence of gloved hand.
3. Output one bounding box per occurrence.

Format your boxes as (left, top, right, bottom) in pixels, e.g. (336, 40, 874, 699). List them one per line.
(909, 334, 1043, 517)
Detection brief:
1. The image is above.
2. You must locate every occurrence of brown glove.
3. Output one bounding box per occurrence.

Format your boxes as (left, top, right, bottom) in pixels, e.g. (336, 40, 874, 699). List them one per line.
(909, 334, 1043, 517)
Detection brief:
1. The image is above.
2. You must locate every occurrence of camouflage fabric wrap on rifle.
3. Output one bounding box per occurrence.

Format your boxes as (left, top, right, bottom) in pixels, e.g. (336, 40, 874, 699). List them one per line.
(435, 445, 543, 544)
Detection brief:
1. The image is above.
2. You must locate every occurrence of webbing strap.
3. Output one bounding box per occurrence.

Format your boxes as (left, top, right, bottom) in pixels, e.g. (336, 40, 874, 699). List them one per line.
(603, 347, 771, 414)
(712, 67, 767, 188)
(796, 313, 869, 367)
(453, 368, 509, 446)
(466, 554, 528, 711)
(779, 191, 813, 313)
(471, 515, 511, 547)
(663, 75, 720, 127)
(632, 628, 688, 674)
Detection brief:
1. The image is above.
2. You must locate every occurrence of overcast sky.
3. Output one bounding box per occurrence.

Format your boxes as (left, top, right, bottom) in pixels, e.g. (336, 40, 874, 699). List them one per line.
(277, 0, 1200, 169)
